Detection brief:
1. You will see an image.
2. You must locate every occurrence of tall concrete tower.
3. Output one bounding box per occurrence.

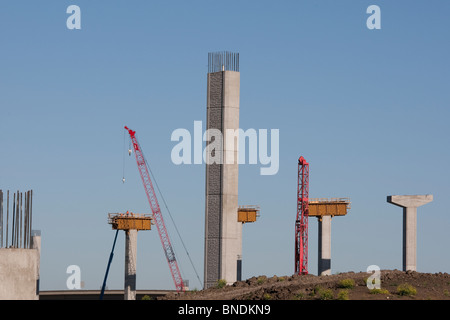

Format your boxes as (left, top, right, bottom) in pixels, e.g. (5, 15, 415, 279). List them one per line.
(204, 52, 240, 289)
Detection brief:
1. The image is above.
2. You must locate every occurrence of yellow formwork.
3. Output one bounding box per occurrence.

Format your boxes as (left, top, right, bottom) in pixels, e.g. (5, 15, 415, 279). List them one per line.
(237, 205, 260, 223)
(308, 198, 350, 218)
(108, 213, 152, 230)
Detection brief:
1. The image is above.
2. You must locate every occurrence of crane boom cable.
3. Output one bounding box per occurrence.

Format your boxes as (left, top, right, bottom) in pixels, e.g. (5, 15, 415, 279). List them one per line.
(122, 130, 126, 183)
(141, 151, 184, 273)
(125, 126, 185, 291)
(143, 154, 203, 289)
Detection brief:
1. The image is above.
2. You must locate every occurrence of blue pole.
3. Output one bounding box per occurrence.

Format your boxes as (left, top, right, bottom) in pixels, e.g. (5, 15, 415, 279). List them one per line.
(100, 230, 119, 300)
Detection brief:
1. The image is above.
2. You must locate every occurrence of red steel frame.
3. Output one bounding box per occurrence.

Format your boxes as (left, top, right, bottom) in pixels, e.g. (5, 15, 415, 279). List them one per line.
(125, 126, 185, 292)
(295, 156, 309, 275)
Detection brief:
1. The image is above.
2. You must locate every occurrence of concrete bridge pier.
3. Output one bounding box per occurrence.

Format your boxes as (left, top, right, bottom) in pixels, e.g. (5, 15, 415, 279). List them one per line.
(387, 195, 433, 271)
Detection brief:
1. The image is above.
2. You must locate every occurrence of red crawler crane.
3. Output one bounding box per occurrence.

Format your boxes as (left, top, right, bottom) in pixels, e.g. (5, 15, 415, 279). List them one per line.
(295, 156, 309, 275)
(125, 126, 185, 292)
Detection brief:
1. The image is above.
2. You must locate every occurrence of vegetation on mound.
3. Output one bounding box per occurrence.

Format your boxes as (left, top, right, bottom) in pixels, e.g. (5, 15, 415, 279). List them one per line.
(337, 279, 355, 289)
(369, 288, 390, 295)
(397, 283, 417, 296)
(337, 289, 349, 300)
(216, 279, 227, 289)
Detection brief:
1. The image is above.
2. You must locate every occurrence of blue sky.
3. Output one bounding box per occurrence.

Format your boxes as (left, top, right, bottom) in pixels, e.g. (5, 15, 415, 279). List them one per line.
(0, 1, 449, 291)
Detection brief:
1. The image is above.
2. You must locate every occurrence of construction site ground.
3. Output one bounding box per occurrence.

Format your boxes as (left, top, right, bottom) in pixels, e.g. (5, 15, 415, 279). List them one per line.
(159, 270, 450, 300)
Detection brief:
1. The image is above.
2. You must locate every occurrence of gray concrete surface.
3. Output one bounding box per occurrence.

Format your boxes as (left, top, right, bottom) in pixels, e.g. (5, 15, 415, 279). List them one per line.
(124, 229, 137, 300)
(387, 194, 433, 271)
(318, 216, 332, 276)
(31, 232, 41, 294)
(204, 69, 240, 289)
(0, 248, 39, 300)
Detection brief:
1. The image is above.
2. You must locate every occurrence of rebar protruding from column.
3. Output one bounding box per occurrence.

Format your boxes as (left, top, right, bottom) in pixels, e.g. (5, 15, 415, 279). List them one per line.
(0, 190, 33, 249)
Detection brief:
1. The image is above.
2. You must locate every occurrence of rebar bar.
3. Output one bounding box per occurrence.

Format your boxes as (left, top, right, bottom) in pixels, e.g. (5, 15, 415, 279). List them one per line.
(208, 51, 239, 73)
(0, 189, 34, 248)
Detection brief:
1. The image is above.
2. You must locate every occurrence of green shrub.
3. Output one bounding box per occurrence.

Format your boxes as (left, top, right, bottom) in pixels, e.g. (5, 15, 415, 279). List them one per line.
(216, 279, 227, 289)
(319, 289, 334, 300)
(369, 288, 390, 295)
(293, 292, 304, 300)
(397, 283, 417, 296)
(338, 279, 355, 289)
(263, 293, 272, 300)
(257, 276, 266, 285)
(141, 295, 152, 300)
(337, 289, 349, 300)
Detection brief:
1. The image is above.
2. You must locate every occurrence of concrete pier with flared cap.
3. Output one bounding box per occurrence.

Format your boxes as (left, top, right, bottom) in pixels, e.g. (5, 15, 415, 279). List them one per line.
(309, 198, 350, 276)
(387, 195, 433, 271)
(108, 212, 152, 300)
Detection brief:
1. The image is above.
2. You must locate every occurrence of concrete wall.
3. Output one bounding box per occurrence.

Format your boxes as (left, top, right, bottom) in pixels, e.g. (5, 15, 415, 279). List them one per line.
(31, 234, 41, 293)
(0, 248, 39, 300)
(204, 70, 240, 288)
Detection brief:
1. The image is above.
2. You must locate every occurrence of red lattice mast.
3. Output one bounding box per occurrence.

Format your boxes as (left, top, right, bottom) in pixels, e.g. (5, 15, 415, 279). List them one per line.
(125, 126, 184, 292)
(295, 156, 309, 275)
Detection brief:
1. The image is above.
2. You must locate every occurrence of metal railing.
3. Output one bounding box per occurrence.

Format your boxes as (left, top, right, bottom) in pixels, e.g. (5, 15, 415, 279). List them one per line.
(238, 205, 261, 217)
(107, 212, 152, 224)
(309, 198, 351, 209)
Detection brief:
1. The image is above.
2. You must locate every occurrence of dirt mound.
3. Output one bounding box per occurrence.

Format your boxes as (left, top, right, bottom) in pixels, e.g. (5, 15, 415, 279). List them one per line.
(160, 270, 450, 300)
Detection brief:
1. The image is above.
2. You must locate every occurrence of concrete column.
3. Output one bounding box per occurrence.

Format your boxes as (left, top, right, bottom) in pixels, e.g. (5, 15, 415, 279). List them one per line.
(236, 222, 243, 281)
(403, 207, 417, 271)
(31, 230, 41, 297)
(204, 66, 240, 288)
(124, 229, 137, 300)
(387, 195, 433, 271)
(220, 71, 240, 287)
(318, 216, 331, 276)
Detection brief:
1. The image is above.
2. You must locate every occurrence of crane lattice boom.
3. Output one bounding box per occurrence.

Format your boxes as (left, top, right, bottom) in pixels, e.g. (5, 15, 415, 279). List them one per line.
(295, 156, 309, 275)
(125, 126, 184, 292)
